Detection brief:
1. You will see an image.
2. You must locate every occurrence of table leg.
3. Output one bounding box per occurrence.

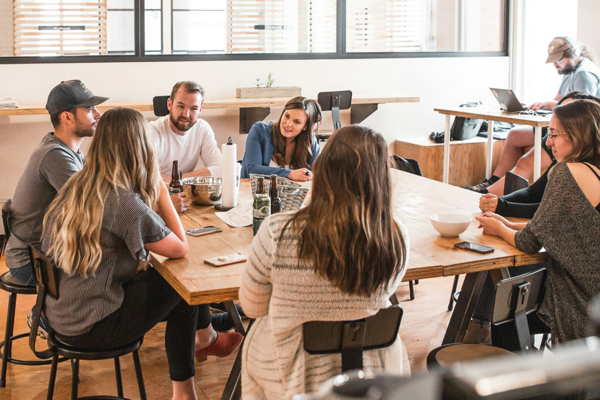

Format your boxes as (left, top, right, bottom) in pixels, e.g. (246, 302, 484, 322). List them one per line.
(443, 115, 451, 184)
(442, 271, 487, 345)
(533, 126, 542, 181)
(220, 303, 253, 400)
(486, 120, 494, 179)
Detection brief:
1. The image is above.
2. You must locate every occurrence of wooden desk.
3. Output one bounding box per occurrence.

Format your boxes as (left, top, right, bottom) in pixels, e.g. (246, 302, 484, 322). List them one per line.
(0, 94, 419, 134)
(434, 107, 551, 183)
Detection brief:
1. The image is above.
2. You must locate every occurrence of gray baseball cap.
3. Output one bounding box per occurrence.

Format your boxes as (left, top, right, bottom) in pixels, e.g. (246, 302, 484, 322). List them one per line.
(46, 80, 108, 115)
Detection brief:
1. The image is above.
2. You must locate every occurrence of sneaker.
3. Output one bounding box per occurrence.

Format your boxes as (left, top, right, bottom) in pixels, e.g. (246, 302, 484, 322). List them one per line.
(209, 302, 246, 318)
(27, 307, 50, 340)
(464, 179, 492, 193)
(210, 312, 236, 333)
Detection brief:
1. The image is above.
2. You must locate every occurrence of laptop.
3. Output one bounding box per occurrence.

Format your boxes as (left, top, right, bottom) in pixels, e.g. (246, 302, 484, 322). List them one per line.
(490, 88, 525, 112)
(489, 88, 552, 115)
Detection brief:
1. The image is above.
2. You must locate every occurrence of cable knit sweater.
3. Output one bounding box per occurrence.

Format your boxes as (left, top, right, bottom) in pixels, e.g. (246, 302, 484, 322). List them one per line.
(239, 213, 410, 400)
(515, 162, 600, 344)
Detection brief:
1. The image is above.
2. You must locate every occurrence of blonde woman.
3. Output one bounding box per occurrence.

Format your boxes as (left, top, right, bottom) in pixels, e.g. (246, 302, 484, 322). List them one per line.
(477, 99, 600, 345)
(42, 108, 240, 400)
(240, 125, 410, 399)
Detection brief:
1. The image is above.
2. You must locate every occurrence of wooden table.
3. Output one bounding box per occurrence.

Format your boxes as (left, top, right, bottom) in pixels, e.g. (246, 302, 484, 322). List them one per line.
(434, 107, 551, 183)
(150, 171, 547, 399)
(0, 94, 419, 134)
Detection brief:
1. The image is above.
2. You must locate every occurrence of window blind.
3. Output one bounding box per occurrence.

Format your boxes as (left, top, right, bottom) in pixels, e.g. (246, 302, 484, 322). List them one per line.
(346, 0, 422, 53)
(13, 0, 107, 56)
(226, 0, 336, 54)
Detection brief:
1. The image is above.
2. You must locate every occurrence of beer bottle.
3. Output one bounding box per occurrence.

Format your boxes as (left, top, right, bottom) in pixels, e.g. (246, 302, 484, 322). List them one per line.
(253, 177, 271, 236)
(269, 175, 282, 214)
(169, 160, 183, 195)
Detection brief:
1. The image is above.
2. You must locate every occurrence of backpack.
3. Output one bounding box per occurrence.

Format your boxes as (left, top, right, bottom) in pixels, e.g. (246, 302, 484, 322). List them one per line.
(450, 102, 484, 141)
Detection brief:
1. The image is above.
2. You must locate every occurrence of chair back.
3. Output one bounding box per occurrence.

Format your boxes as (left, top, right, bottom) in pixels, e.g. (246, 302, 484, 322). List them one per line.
(491, 268, 547, 352)
(504, 171, 529, 195)
(317, 90, 352, 131)
(303, 305, 403, 372)
(27, 244, 59, 359)
(391, 155, 423, 177)
(153, 95, 170, 117)
(2, 199, 12, 256)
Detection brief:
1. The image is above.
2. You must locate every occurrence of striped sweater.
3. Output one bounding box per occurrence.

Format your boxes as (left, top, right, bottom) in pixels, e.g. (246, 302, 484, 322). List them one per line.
(239, 213, 410, 400)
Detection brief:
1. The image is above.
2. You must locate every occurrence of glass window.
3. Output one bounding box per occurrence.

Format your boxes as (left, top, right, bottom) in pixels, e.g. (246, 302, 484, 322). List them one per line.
(345, 0, 506, 53)
(163, 0, 336, 55)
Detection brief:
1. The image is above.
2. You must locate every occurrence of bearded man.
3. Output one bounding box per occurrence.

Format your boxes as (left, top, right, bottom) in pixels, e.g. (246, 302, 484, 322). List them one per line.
(466, 37, 600, 195)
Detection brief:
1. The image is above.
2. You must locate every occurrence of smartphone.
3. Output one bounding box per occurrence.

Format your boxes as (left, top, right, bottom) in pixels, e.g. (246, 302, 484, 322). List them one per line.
(185, 226, 222, 237)
(454, 241, 495, 254)
(204, 253, 248, 267)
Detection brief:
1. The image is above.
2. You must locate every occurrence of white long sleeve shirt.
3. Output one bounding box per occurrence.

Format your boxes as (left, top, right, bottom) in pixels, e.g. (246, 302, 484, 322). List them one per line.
(149, 116, 222, 177)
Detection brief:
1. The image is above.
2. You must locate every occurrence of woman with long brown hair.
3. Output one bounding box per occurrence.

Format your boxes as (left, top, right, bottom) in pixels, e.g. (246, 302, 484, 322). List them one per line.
(239, 125, 410, 399)
(42, 108, 241, 400)
(477, 99, 600, 345)
(241, 96, 322, 181)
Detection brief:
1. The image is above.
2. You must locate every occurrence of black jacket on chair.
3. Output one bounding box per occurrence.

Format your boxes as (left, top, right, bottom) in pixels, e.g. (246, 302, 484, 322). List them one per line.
(391, 155, 423, 177)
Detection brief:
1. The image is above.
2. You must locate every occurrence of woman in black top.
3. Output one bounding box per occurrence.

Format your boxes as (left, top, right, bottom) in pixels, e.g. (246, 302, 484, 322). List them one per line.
(479, 91, 600, 218)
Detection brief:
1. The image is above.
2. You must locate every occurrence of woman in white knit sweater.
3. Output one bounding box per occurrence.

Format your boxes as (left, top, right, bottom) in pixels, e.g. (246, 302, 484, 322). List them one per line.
(239, 125, 411, 400)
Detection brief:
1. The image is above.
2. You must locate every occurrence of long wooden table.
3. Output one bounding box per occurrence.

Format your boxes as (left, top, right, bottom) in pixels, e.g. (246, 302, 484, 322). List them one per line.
(151, 170, 546, 304)
(434, 107, 551, 183)
(150, 171, 547, 399)
(0, 94, 419, 134)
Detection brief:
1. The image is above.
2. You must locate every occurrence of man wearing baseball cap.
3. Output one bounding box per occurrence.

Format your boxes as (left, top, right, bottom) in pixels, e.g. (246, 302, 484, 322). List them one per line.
(467, 36, 600, 195)
(4, 80, 107, 335)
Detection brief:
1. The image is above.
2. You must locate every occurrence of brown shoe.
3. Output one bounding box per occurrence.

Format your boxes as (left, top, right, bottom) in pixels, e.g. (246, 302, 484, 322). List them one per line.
(195, 331, 243, 362)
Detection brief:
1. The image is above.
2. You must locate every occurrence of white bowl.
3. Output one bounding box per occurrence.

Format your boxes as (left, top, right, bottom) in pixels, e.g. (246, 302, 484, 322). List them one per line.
(430, 214, 472, 237)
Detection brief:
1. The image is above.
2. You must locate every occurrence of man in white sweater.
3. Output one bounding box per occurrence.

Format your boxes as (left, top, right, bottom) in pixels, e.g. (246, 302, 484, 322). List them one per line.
(149, 81, 222, 212)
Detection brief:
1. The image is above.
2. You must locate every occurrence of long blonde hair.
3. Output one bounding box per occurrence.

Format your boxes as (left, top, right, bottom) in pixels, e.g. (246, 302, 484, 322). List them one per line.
(43, 108, 161, 276)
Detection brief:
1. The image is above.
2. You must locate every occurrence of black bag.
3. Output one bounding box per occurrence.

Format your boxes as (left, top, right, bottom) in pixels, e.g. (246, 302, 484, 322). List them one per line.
(450, 102, 484, 141)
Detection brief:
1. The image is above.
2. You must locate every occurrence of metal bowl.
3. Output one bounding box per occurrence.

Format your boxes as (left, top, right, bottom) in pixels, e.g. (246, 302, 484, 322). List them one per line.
(182, 177, 222, 206)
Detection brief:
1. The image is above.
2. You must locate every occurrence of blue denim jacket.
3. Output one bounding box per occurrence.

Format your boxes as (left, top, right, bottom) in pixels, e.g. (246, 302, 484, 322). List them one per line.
(241, 121, 321, 178)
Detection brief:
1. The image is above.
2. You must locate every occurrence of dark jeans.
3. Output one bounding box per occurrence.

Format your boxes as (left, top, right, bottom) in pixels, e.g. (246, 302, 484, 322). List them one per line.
(56, 268, 211, 382)
(9, 262, 35, 286)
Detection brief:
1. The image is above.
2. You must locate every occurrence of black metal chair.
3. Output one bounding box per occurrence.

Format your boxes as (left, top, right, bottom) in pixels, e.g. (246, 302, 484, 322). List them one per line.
(428, 269, 547, 371)
(28, 245, 147, 400)
(390, 155, 422, 300)
(153, 95, 170, 117)
(0, 200, 60, 388)
(303, 305, 403, 372)
(447, 174, 530, 312)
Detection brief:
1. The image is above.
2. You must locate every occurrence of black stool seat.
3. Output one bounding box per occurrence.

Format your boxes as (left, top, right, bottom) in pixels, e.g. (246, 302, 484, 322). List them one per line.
(49, 334, 143, 361)
(0, 271, 37, 294)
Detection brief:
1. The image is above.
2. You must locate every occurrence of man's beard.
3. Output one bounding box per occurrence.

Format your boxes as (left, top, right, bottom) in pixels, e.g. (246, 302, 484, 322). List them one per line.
(170, 113, 197, 132)
(73, 119, 96, 138)
(560, 62, 576, 75)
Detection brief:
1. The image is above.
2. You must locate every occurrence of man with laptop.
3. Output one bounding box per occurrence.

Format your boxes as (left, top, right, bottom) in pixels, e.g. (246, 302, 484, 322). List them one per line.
(466, 36, 600, 194)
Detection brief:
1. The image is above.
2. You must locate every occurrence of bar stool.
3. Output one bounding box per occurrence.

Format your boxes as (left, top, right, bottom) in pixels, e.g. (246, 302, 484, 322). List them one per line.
(0, 199, 58, 388)
(429, 269, 547, 371)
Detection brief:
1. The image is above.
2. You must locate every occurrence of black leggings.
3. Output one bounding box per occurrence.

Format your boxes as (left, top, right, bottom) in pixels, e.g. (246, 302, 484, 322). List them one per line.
(56, 268, 211, 382)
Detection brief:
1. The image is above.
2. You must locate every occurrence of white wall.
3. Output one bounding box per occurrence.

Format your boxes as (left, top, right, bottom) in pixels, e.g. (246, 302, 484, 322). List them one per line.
(578, 0, 600, 59)
(0, 57, 510, 200)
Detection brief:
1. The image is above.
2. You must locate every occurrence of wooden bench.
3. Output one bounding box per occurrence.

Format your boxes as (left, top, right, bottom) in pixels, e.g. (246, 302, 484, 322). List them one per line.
(394, 136, 506, 187)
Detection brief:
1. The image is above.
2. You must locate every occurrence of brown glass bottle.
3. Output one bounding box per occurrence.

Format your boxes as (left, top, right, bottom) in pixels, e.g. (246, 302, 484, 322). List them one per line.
(270, 175, 282, 214)
(169, 160, 183, 195)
